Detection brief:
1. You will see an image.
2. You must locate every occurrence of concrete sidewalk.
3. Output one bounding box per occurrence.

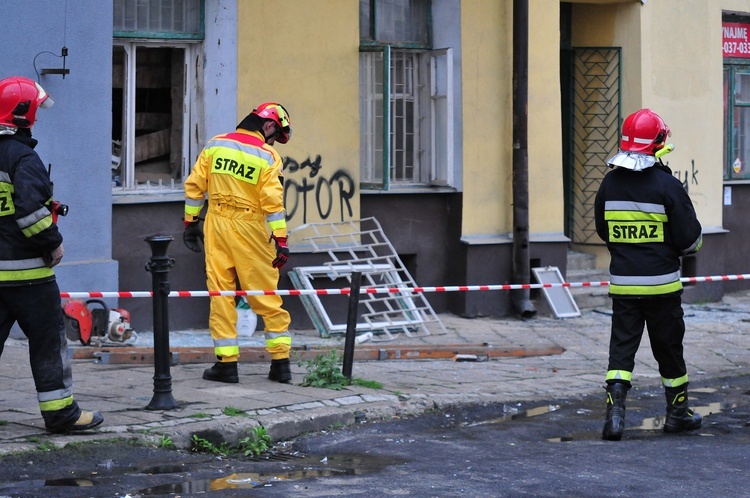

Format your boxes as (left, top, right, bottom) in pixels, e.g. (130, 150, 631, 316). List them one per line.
(1, 291, 750, 455)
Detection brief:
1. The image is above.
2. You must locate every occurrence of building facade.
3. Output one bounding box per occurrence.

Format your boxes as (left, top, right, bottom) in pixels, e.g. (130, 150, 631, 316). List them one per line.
(1, 0, 745, 332)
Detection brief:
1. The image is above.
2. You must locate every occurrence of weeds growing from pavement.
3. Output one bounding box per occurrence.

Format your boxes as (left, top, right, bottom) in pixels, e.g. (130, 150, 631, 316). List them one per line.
(158, 435, 176, 449)
(190, 429, 272, 457)
(299, 349, 351, 390)
(239, 426, 272, 456)
(191, 435, 230, 456)
(298, 349, 382, 390)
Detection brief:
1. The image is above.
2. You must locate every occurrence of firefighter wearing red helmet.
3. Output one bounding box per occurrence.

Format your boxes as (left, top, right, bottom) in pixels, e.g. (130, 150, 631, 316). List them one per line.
(594, 109, 702, 441)
(184, 102, 293, 384)
(0, 76, 103, 433)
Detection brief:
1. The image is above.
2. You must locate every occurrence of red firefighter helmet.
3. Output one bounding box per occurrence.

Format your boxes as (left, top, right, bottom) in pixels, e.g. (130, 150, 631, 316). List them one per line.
(0, 76, 54, 130)
(251, 102, 292, 144)
(619, 109, 670, 156)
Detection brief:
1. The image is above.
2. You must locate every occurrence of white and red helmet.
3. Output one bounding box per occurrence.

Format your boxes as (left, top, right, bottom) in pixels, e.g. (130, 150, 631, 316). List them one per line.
(251, 102, 292, 144)
(0, 76, 54, 133)
(620, 108, 670, 156)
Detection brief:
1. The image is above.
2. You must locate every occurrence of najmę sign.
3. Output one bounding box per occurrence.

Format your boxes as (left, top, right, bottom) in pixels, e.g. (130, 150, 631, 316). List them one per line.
(723, 22, 750, 58)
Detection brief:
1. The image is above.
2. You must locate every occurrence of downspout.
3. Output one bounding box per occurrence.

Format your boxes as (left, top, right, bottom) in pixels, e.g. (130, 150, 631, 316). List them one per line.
(511, 0, 537, 318)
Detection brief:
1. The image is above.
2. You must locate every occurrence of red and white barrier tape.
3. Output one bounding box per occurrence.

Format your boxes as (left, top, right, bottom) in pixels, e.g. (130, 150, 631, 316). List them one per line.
(59, 273, 750, 299)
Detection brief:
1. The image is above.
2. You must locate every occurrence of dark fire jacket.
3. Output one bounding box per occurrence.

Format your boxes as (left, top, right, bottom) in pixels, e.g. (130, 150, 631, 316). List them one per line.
(0, 132, 61, 286)
(594, 162, 702, 297)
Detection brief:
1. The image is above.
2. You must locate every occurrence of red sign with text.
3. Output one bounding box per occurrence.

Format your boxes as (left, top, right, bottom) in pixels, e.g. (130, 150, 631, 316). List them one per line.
(723, 22, 750, 58)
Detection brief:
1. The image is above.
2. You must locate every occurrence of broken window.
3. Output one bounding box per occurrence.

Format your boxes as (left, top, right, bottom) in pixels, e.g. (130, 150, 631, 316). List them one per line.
(112, 0, 203, 195)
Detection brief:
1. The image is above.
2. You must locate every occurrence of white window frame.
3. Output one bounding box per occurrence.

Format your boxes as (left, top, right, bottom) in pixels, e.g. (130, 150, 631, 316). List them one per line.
(112, 41, 201, 196)
(359, 46, 454, 190)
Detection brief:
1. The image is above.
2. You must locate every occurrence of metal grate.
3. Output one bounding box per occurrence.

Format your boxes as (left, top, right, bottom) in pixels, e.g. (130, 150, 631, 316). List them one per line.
(570, 47, 621, 244)
(289, 218, 445, 339)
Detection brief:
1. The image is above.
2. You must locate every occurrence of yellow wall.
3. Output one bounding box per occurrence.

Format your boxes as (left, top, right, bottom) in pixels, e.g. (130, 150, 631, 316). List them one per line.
(571, 1, 727, 231)
(460, 0, 513, 237)
(237, 1, 360, 229)
(640, 1, 723, 230)
(528, 0, 564, 234)
(460, 0, 565, 238)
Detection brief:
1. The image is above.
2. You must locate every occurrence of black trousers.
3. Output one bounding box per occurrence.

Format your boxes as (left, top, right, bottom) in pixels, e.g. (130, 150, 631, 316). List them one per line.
(607, 295, 687, 384)
(0, 280, 80, 429)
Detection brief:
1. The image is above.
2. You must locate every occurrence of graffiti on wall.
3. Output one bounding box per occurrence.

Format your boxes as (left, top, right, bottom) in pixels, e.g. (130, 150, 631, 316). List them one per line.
(283, 155, 356, 224)
(670, 159, 699, 193)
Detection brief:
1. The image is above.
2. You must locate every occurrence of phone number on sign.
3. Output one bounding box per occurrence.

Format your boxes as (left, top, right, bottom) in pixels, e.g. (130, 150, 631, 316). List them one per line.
(725, 41, 750, 55)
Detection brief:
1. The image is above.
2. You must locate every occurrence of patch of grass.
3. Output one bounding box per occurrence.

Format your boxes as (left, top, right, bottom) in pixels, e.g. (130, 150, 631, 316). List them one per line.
(36, 441, 59, 452)
(0, 420, 8, 426)
(239, 426, 272, 456)
(223, 406, 249, 417)
(352, 378, 383, 389)
(188, 412, 211, 419)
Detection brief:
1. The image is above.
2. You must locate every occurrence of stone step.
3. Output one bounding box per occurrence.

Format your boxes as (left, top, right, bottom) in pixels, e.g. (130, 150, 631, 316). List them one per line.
(566, 250, 598, 271)
(566, 268, 611, 311)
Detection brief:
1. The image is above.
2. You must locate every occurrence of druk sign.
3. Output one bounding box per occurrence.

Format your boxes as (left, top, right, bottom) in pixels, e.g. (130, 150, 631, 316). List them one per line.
(723, 22, 750, 58)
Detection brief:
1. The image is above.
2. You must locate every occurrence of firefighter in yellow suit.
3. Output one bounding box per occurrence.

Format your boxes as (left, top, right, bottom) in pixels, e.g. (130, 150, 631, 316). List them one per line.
(183, 103, 293, 384)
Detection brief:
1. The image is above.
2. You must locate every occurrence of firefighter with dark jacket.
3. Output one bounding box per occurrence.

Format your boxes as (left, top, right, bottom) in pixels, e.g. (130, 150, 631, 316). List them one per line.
(183, 103, 293, 385)
(594, 108, 703, 441)
(0, 76, 103, 433)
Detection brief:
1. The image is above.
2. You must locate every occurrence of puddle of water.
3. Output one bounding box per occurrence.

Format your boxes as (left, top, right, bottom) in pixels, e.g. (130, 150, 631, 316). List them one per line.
(634, 402, 722, 431)
(465, 405, 561, 427)
(0, 478, 95, 491)
(131, 453, 402, 495)
(136, 463, 191, 475)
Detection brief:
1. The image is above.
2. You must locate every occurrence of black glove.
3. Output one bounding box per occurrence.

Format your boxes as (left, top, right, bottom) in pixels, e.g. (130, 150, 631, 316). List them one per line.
(183, 220, 203, 253)
(271, 234, 289, 269)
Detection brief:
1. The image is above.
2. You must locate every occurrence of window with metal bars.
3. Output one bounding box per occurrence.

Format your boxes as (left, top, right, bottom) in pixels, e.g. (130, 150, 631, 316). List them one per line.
(359, 0, 454, 190)
(113, 0, 203, 39)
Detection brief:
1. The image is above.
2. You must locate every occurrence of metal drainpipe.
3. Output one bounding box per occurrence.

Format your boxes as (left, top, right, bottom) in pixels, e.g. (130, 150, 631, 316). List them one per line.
(511, 0, 537, 318)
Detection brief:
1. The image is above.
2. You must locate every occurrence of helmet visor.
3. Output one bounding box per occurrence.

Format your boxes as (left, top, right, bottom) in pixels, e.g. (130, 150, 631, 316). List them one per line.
(35, 82, 54, 109)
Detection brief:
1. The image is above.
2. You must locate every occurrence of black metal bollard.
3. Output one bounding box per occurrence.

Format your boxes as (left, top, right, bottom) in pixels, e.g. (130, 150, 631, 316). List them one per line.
(342, 271, 362, 379)
(144, 235, 178, 410)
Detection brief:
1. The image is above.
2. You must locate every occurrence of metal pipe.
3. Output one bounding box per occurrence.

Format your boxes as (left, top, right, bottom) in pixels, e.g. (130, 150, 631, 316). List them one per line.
(512, 0, 537, 319)
(342, 271, 362, 379)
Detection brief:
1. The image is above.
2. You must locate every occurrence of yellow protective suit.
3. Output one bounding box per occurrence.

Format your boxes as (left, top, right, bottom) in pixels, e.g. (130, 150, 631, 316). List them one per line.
(184, 129, 291, 362)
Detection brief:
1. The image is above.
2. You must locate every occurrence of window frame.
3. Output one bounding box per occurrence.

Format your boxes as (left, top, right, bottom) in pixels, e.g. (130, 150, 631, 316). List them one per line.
(359, 0, 455, 191)
(112, 40, 202, 197)
(112, 0, 204, 200)
(113, 0, 204, 40)
(724, 62, 750, 181)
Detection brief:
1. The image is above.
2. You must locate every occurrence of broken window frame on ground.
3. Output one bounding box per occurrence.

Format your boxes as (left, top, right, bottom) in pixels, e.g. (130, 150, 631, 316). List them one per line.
(288, 218, 446, 339)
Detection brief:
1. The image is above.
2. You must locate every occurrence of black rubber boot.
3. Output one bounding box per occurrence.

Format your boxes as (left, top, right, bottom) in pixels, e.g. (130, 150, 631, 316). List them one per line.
(202, 361, 239, 383)
(664, 384, 702, 433)
(602, 382, 629, 441)
(268, 358, 292, 384)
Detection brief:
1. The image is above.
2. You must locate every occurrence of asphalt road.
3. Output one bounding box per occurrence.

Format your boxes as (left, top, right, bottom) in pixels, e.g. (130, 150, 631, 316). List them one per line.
(1, 374, 749, 497)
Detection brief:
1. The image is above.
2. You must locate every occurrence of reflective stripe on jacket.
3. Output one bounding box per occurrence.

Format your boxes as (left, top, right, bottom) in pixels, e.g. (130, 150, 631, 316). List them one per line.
(183, 129, 287, 237)
(594, 163, 702, 297)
